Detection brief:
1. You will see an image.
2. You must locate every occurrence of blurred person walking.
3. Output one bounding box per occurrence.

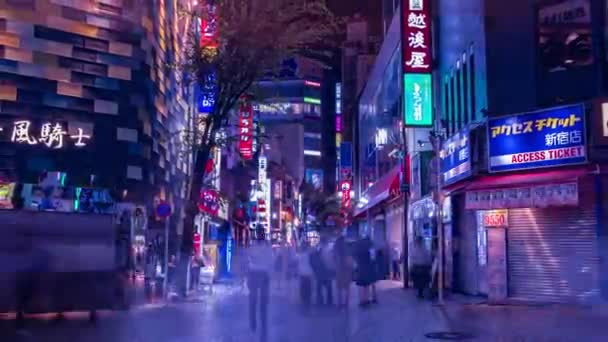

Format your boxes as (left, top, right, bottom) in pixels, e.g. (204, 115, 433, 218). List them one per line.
(391, 244, 402, 281)
(310, 239, 333, 306)
(410, 237, 432, 299)
(354, 236, 374, 307)
(246, 231, 273, 341)
(297, 244, 314, 311)
(334, 236, 354, 309)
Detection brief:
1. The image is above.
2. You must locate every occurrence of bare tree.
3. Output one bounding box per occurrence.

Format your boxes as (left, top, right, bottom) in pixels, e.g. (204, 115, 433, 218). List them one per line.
(175, 0, 341, 254)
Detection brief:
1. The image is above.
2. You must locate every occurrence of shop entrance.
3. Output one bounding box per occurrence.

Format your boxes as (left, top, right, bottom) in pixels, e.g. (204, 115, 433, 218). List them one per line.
(477, 210, 508, 302)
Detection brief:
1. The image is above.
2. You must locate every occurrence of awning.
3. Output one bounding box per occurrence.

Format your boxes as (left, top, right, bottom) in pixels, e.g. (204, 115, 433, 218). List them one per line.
(449, 165, 594, 193)
(354, 165, 401, 217)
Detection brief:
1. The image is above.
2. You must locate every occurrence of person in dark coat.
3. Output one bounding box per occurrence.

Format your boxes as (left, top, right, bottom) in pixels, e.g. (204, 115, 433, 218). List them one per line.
(354, 237, 374, 307)
(309, 243, 333, 306)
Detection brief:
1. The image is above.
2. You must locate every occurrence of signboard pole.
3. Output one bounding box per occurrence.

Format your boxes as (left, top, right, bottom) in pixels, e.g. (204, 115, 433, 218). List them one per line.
(163, 216, 170, 299)
(400, 100, 410, 290)
(435, 137, 444, 305)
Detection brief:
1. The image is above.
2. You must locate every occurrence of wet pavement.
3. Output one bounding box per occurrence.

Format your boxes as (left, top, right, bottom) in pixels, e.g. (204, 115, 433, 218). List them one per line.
(1, 280, 607, 342)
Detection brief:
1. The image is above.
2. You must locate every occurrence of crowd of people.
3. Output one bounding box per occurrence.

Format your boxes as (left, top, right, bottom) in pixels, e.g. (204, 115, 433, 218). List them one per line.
(242, 233, 435, 341)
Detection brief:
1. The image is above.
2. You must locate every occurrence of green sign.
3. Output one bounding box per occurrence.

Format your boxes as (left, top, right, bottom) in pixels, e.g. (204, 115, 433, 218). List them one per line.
(403, 74, 433, 127)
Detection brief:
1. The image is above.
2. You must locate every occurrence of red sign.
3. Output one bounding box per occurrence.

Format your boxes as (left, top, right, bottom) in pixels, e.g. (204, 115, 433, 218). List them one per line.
(402, 0, 432, 73)
(193, 233, 201, 255)
(340, 180, 352, 213)
(238, 102, 253, 160)
(200, 3, 218, 48)
(482, 210, 508, 228)
(198, 189, 219, 216)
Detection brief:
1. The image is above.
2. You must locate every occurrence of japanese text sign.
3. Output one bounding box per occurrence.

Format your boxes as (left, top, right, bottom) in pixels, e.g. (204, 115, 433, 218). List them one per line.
(0, 119, 92, 149)
(402, 0, 432, 73)
(200, 3, 218, 48)
(440, 128, 471, 186)
(403, 74, 433, 127)
(239, 102, 254, 160)
(488, 104, 586, 172)
(197, 72, 216, 114)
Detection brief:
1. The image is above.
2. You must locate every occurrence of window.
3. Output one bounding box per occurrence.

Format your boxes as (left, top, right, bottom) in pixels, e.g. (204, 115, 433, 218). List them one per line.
(470, 52, 477, 120)
(450, 74, 456, 134)
(462, 56, 469, 125)
(444, 80, 450, 136)
(456, 63, 462, 130)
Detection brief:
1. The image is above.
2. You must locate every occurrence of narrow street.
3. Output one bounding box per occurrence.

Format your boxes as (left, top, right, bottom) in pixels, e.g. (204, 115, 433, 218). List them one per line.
(2, 281, 607, 342)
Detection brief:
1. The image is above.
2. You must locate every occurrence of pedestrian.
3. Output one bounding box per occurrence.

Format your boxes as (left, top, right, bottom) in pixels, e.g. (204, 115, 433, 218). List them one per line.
(334, 236, 354, 309)
(310, 239, 333, 306)
(391, 244, 402, 281)
(246, 231, 273, 341)
(297, 244, 314, 311)
(410, 236, 432, 299)
(354, 236, 374, 307)
(190, 252, 203, 292)
(273, 245, 285, 290)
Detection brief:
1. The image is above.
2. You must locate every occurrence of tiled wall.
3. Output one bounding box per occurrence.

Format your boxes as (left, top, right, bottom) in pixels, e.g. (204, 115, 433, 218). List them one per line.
(0, 0, 192, 206)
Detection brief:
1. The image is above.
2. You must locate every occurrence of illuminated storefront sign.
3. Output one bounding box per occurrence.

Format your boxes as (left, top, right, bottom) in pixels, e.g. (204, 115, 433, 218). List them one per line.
(402, 0, 434, 127)
(402, 0, 432, 73)
(200, 2, 218, 48)
(340, 179, 352, 212)
(466, 182, 578, 209)
(0, 120, 91, 149)
(487, 104, 586, 172)
(197, 2, 218, 114)
(238, 101, 254, 160)
(440, 128, 471, 185)
(305, 80, 321, 88)
(336, 83, 342, 114)
(403, 74, 433, 127)
(481, 209, 508, 228)
(304, 97, 321, 105)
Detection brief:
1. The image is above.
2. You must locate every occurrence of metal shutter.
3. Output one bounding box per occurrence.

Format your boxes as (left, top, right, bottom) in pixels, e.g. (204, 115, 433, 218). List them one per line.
(507, 181, 600, 303)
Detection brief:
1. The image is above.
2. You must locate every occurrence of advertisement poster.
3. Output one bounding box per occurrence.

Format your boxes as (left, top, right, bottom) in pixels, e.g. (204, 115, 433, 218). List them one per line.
(305, 169, 324, 190)
(537, 0, 592, 73)
(562, 182, 579, 205)
(517, 188, 532, 208)
(504, 188, 518, 208)
(0, 183, 15, 209)
(440, 128, 472, 186)
(465, 191, 479, 210)
(478, 191, 491, 210)
(488, 104, 586, 172)
(532, 185, 549, 208)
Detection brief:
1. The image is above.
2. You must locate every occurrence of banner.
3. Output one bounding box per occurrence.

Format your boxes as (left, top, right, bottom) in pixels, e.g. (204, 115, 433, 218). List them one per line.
(238, 102, 253, 160)
(402, 0, 434, 127)
(488, 104, 586, 173)
(440, 128, 472, 186)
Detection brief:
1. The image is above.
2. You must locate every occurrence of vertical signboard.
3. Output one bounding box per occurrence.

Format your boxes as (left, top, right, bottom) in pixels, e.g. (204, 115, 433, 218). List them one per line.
(402, 0, 434, 127)
(403, 74, 433, 127)
(197, 2, 218, 114)
(239, 102, 254, 160)
(440, 128, 472, 185)
(200, 2, 219, 48)
(339, 142, 353, 173)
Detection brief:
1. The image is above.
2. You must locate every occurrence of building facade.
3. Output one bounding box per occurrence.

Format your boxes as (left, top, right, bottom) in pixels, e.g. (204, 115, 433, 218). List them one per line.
(353, 0, 608, 304)
(435, 0, 608, 304)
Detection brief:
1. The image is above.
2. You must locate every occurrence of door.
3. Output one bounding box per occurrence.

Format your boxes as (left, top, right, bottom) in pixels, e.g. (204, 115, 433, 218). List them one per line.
(486, 228, 507, 302)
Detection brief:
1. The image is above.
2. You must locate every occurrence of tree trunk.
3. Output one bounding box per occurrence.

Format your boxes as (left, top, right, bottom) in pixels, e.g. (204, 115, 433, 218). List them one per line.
(177, 119, 216, 297)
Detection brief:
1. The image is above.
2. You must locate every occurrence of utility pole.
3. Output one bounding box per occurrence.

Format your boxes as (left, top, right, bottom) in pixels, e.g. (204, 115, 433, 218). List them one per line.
(400, 99, 410, 290)
(433, 131, 444, 305)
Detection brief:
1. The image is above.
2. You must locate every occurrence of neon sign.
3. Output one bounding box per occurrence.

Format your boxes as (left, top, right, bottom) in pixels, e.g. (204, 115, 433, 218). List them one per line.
(402, 0, 434, 127)
(238, 101, 254, 160)
(1, 120, 91, 148)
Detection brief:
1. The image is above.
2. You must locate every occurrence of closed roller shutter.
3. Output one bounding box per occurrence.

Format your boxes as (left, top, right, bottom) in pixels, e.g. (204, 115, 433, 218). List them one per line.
(507, 182, 600, 303)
